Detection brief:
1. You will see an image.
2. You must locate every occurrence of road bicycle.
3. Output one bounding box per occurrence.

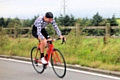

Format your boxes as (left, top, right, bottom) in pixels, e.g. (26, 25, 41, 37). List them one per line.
(31, 38, 66, 78)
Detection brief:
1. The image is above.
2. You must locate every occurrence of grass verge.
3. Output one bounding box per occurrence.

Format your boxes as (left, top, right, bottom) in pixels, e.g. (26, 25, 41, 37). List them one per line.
(0, 31, 120, 72)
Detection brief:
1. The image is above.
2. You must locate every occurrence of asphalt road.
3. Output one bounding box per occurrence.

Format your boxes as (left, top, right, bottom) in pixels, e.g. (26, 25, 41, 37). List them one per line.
(0, 58, 120, 80)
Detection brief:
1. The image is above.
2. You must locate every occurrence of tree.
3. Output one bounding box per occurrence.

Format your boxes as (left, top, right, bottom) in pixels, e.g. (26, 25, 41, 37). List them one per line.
(64, 15, 71, 26)
(4, 18, 12, 28)
(54, 17, 60, 26)
(7, 18, 21, 37)
(46, 24, 55, 35)
(70, 15, 76, 26)
(58, 14, 76, 26)
(80, 18, 86, 26)
(107, 15, 118, 26)
(99, 19, 108, 26)
(80, 17, 91, 26)
(7, 18, 21, 28)
(23, 19, 32, 27)
(0, 17, 5, 27)
(23, 15, 39, 27)
(91, 12, 103, 26)
(31, 15, 39, 25)
(58, 14, 64, 26)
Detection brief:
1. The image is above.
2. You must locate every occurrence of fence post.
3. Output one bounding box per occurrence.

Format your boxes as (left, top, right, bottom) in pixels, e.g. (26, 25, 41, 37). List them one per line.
(76, 23, 80, 36)
(14, 28, 17, 38)
(0, 27, 2, 35)
(104, 23, 111, 44)
(105, 23, 111, 37)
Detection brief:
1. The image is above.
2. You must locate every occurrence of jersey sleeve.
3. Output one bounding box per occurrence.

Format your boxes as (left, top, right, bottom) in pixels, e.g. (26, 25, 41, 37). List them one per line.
(34, 18, 44, 40)
(51, 19, 61, 36)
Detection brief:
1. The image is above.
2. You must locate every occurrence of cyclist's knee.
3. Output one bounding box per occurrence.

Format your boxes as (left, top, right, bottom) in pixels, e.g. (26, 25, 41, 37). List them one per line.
(40, 39, 47, 46)
(38, 37, 47, 46)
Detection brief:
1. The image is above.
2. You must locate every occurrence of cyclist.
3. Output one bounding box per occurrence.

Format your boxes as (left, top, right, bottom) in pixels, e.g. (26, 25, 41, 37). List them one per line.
(32, 12, 64, 64)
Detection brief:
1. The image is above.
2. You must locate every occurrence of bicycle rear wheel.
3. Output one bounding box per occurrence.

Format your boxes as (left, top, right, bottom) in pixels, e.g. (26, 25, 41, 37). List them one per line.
(51, 48, 66, 78)
(31, 46, 44, 73)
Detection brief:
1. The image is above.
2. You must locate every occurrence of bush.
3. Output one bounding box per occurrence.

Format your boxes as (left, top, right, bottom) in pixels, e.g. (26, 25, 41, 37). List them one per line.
(0, 28, 10, 54)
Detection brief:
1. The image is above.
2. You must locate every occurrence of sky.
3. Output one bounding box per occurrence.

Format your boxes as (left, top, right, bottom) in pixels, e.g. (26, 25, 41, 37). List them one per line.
(0, 0, 120, 19)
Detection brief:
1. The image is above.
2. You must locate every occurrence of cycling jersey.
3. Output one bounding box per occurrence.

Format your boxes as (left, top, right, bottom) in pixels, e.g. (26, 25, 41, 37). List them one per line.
(33, 16, 61, 40)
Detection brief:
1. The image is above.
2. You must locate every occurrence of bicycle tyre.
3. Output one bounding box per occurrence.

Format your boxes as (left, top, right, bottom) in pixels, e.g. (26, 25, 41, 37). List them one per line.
(51, 48, 66, 78)
(31, 46, 44, 73)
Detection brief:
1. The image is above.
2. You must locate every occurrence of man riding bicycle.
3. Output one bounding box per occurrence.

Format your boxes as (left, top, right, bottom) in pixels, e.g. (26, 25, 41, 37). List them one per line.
(32, 12, 64, 64)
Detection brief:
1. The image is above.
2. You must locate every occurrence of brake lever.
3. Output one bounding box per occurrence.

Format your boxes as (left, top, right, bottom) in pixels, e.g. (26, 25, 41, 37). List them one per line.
(61, 37, 66, 44)
(55, 37, 66, 44)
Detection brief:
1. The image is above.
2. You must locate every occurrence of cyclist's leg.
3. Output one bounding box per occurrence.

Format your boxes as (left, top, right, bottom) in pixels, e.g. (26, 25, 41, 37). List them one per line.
(32, 25, 47, 51)
(38, 37, 47, 57)
(32, 25, 44, 59)
(41, 28, 50, 60)
(38, 28, 50, 64)
(32, 25, 38, 39)
(38, 37, 48, 64)
(41, 28, 50, 39)
(32, 27, 48, 64)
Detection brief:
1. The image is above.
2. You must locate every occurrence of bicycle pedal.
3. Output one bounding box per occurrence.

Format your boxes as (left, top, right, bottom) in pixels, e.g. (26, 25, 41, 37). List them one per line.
(43, 64, 47, 69)
(34, 59, 38, 64)
(35, 61, 38, 64)
(36, 64, 38, 67)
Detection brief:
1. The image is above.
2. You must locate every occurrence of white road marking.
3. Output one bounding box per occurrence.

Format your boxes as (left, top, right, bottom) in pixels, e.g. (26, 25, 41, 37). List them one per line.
(0, 58, 31, 64)
(0, 58, 120, 80)
(67, 68, 120, 80)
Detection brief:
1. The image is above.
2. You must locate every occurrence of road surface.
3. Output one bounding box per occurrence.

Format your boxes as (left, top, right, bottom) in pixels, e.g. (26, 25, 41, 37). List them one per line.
(0, 58, 120, 80)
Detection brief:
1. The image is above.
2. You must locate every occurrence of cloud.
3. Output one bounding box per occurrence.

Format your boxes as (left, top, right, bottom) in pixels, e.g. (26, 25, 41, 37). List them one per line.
(0, 0, 120, 19)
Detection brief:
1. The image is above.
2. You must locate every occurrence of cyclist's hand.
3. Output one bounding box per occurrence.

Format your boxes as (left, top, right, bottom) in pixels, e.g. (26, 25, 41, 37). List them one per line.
(47, 38, 52, 41)
(60, 35, 66, 44)
(60, 35, 63, 39)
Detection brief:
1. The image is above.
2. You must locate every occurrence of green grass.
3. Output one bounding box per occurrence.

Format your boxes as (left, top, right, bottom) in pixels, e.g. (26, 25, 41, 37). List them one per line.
(0, 31, 120, 72)
(116, 18, 120, 26)
(0, 37, 36, 57)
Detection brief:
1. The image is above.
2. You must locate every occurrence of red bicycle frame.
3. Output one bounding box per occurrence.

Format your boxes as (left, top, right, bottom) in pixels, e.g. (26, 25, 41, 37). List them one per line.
(46, 41, 54, 62)
(36, 39, 61, 64)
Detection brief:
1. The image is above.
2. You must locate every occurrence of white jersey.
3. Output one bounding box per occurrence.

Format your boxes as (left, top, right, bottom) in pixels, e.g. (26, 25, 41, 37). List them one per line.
(34, 16, 61, 39)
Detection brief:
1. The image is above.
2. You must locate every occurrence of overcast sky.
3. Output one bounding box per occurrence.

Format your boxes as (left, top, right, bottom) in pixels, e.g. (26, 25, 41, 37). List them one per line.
(0, 0, 120, 19)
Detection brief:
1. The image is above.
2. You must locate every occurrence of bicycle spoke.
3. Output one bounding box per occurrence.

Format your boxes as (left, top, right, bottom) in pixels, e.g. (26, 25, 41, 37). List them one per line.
(51, 49, 66, 78)
(31, 46, 44, 73)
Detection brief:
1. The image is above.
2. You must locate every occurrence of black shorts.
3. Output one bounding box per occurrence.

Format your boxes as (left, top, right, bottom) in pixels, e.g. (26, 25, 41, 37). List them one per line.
(32, 25, 50, 39)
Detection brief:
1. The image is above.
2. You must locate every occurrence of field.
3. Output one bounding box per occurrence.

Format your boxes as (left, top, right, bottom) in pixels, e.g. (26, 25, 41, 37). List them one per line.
(116, 18, 120, 26)
(0, 31, 120, 72)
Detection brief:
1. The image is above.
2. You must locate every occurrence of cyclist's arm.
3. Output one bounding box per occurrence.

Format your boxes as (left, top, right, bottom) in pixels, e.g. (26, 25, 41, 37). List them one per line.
(37, 24, 45, 40)
(51, 19, 61, 36)
(34, 18, 45, 40)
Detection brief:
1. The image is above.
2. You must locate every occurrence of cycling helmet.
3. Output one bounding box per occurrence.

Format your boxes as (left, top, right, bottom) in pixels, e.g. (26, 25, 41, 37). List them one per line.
(45, 12, 53, 18)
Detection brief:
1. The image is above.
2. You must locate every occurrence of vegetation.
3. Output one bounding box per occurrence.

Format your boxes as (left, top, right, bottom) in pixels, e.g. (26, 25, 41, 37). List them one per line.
(0, 30, 120, 72)
(55, 14, 76, 26)
(0, 13, 119, 36)
(0, 13, 120, 72)
(78, 13, 118, 26)
(116, 18, 120, 26)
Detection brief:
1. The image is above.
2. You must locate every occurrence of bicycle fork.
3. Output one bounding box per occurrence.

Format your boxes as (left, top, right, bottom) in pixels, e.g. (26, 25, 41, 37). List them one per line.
(52, 49, 61, 64)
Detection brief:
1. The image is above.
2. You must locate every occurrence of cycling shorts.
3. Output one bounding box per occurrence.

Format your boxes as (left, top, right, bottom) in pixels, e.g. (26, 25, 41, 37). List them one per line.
(32, 25, 50, 39)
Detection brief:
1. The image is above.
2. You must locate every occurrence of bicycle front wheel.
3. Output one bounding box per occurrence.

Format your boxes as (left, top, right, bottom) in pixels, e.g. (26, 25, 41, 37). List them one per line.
(31, 46, 44, 73)
(51, 48, 66, 78)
